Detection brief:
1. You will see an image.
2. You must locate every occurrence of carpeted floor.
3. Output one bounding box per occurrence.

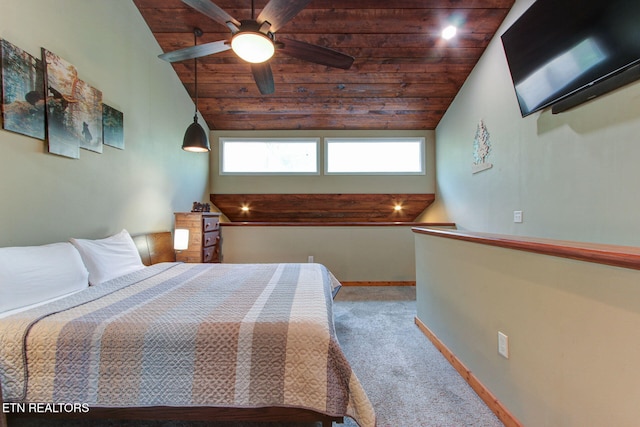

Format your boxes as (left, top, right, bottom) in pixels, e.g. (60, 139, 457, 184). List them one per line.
(333, 286, 502, 427)
(9, 286, 503, 427)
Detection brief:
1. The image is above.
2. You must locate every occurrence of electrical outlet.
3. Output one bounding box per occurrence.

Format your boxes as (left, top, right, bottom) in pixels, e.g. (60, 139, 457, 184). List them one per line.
(513, 210, 523, 223)
(498, 331, 509, 359)
(308, 255, 314, 263)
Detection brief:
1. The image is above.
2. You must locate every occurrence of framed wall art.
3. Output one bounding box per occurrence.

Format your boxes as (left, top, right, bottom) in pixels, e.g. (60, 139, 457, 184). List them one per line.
(0, 39, 46, 140)
(75, 78, 103, 153)
(2, 41, 122, 161)
(42, 48, 80, 158)
(102, 103, 124, 150)
(43, 48, 103, 158)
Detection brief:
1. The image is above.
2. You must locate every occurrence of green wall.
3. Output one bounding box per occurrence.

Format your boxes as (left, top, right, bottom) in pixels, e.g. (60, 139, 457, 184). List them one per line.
(222, 225, 421, 282)
(209, 129, 436, 281)
(0, 0, 210, 246)
(415, 233, 640, 427)
(416, 1, 640, 425)
(424, 0, 640, 246)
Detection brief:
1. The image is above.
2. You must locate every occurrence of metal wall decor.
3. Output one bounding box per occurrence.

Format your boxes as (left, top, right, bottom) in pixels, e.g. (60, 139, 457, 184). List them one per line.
(472, 119, 493, 174)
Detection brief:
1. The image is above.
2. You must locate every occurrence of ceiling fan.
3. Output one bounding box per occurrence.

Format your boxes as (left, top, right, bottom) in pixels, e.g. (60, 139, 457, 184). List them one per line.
(159, 0, 355, 95)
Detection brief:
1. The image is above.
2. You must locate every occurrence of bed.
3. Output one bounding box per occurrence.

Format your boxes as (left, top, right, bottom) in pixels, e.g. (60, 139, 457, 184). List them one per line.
(0, 231, 375, 427)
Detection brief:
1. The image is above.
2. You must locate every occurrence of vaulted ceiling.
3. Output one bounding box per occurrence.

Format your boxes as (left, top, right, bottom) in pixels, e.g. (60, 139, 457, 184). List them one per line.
(132, 0, 514, 131)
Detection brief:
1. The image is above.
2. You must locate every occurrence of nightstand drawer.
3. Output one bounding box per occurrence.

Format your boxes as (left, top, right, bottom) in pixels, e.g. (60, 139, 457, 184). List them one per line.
(203, 217, 220, 232)
(203, 246, 218, 263)
(203, 231, 219, 248)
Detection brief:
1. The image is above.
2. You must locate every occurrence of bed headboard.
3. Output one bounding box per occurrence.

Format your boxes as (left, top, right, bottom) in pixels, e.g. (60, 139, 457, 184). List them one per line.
(132, 232, 175, 266)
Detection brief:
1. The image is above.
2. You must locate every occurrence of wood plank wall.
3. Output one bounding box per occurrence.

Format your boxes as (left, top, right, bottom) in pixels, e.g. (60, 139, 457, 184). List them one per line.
(210, 193, 435, 222)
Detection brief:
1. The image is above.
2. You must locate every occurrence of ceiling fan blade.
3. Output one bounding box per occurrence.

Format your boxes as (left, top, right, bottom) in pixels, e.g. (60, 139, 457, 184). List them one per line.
(251, 63, 275, 95)
(158, 40, 230, 62)
(181, 0, 240, 29)
(279, 38, 354, 70)
(256, 0, 312, 32)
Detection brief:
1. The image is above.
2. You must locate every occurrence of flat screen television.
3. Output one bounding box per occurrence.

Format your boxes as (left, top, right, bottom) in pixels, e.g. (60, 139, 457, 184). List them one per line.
(501, 0, 640, 117)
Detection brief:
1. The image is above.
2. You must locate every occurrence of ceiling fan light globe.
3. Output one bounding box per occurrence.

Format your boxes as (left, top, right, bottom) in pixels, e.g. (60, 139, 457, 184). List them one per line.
(231, 31, 275, 63)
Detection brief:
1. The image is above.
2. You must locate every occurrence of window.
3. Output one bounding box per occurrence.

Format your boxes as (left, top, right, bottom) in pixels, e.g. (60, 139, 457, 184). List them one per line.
(220, 138, 319, 174)
(325, 137, 425, 175)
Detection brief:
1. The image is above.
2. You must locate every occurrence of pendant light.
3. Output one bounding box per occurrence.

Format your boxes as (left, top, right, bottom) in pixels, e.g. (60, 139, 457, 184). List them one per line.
(182, 28, 210, 152)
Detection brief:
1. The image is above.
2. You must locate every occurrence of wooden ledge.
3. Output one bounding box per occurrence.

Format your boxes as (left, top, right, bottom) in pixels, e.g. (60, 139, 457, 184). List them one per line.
(211, 193, 436, 223)
(412, 227, 640, 271)
(222, 222, 455, 227)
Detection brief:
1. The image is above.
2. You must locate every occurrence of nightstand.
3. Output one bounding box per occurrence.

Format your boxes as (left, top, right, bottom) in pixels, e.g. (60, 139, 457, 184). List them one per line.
(174, 212, 222, 263)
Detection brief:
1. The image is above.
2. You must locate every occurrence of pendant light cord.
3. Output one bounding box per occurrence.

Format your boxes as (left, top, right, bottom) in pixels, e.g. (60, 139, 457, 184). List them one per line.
(181, 27, 209, 151)
(193, 29, 199, 121)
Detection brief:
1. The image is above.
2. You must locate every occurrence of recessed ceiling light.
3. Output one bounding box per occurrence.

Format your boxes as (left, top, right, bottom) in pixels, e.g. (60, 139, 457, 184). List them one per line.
(441, 25, 457, 40)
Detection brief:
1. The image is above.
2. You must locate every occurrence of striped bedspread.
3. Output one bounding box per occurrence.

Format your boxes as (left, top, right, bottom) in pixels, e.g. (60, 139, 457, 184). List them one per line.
(0, 262, 375, 427)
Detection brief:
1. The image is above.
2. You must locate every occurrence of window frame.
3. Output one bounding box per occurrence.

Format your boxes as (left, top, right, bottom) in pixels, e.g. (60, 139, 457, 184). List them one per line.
(219, 137, 321, 175)
(324, 137, 426, 175)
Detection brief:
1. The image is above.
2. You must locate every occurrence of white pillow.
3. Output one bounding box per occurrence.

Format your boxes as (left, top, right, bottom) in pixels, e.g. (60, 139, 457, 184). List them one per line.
(0, 242, 89, 313)
(70, 229, 145, 286)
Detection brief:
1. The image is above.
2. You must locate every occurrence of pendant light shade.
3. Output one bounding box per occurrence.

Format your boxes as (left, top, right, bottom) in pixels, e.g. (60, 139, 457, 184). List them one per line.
(182, 28, 210, 152)
(182, 116, 210, 152)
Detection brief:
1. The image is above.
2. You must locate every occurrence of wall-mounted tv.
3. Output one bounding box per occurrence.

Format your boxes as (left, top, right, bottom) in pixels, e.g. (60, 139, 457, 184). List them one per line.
(501, 0, 640, 117)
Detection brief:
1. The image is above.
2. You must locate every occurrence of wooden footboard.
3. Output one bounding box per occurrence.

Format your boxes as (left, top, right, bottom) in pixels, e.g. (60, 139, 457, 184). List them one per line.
(0, 378, 7, 427)
(6, 405, 342, 426)
(2, 363, 343, 427)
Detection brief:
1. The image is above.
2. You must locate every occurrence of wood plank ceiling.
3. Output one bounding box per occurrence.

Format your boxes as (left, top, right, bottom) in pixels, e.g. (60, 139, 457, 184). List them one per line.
(133, 0, 514, 131)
